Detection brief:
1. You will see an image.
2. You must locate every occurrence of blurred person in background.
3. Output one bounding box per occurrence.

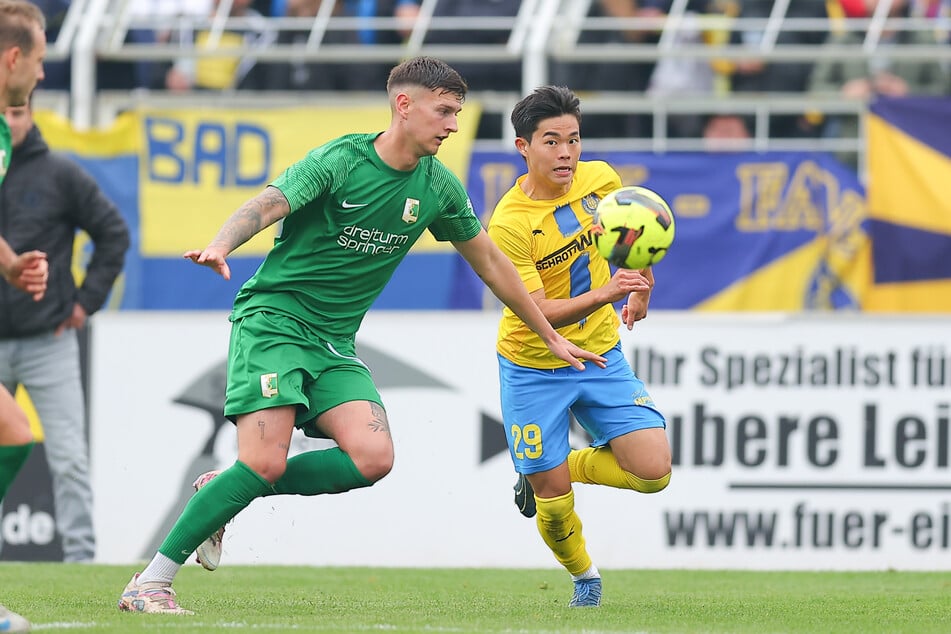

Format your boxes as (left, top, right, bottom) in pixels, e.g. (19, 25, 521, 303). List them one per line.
(117, 56, 605, 616)
(728, 0, 829, 139)
(163, 0, 276, 91)
(422, 0, 521, 138)
(0, 2, 49, 631)
(422, 0, 520, 92)
(38, 0, 161, 90)
(551, 0, 668, 139)
(341, 0, 420, 90)
(259, 0, 420, 92)
(130, 0, 211, 88)
(701, 112, 752, 149)
(809, 0, 951, 166)
(488, 86, 671, 608)
(0, 96, 130, 564)
(644, 0, 744, 138)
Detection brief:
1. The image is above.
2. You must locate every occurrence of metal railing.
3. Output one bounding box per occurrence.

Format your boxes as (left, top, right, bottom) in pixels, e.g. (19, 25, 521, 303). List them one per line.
(42, 0, 951, 178)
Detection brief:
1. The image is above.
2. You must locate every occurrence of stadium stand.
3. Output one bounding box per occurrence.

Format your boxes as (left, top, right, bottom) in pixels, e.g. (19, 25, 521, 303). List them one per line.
(32, 0, 951, 179)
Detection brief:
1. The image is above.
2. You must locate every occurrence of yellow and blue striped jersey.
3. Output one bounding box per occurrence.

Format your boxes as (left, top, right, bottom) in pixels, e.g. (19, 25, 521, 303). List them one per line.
(488, 160, 622, 368)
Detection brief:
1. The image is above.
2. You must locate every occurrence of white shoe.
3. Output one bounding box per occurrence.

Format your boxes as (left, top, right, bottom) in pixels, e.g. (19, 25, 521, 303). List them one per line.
(192, 470, 225, 571)
(117, 573, 194, 615)
(0, 604, 30, 632)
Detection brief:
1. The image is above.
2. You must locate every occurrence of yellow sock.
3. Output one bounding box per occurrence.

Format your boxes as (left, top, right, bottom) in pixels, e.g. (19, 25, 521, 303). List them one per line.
(535, 490, 591, 576)
(568, 447, 671, 492)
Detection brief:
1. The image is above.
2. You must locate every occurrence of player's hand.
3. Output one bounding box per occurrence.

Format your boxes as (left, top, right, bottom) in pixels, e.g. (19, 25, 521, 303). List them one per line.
(184, 246, 231, 280)
(543, 333, 607, 371)
(3, 250, 48, 301)
(601, 268, 652, 304)
(55, 303, 88, 337)
(621, 291, 649, 330)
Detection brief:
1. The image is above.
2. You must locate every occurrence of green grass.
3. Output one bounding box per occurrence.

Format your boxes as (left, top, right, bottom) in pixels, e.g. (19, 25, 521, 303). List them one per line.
(1, 564, 949, 633)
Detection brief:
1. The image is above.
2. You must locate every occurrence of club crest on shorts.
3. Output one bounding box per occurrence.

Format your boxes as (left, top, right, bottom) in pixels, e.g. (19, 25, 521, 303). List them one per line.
(402, 198, 420, 224)
(260, 373, 279, 398)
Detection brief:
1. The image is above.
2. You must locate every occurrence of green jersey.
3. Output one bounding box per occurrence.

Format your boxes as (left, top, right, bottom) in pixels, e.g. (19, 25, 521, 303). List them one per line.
(0, 116, 11, 183)
(231, 132, 482, 342)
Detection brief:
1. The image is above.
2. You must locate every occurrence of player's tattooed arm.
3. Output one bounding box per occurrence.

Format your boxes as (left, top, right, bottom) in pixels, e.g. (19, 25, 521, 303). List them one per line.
(184, 186, 291, 279)
(368, 403, 390, 435)
(208, 186, 291, 254)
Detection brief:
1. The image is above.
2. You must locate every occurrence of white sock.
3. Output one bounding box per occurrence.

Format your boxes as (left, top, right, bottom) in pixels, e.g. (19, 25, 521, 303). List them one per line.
(571, 564, 600, 582)
(138, 552, 182, 585)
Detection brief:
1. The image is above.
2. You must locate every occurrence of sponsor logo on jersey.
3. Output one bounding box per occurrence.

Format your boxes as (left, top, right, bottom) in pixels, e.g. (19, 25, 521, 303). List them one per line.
(535, 230, 597, 270)
(337, 224, 410, 255)
(341, 199, 368, 209)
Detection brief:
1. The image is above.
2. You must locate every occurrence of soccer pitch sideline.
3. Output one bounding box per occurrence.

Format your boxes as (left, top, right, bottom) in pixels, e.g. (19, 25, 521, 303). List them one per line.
(0, 564, 947, 633)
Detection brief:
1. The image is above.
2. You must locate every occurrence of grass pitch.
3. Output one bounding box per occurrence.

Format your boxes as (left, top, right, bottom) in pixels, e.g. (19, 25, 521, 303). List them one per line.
(0, 563, 948, 633)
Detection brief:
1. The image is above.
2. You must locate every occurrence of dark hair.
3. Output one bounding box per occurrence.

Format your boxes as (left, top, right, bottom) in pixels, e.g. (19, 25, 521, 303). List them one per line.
(511, 86, 581, 141)
(0, 0, 45, 55)
(386, 56, 467, 102)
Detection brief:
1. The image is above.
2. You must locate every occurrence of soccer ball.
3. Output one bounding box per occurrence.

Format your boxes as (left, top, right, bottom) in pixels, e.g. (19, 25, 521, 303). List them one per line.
(593, 186, 675, 269)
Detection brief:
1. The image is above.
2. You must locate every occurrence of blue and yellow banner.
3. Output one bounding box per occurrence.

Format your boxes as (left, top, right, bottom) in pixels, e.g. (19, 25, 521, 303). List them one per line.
(866, 96, 951, 311)
(466, 151, 869, 310)
(37, 104, 480, 309)
(52, 105, 951, 312)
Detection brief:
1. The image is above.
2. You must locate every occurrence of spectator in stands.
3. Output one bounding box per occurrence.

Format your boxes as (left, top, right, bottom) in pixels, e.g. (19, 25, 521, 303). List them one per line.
(251, 0, 340, 91)
(423, 0, 520, 92)
(39, 0, 163, 91)
(252, 0, 286, 16)
(260, 0, 420, 92)
(551, 0, 669, 139)
(422, 0, 521, 138)
(644, 0, 743, 138)
(808, 0, 951, 165)
(729, 0, 829, 139)
(130, 0, 211, 89)
(163, 0, 277, 91)
(702, 112, 752, 150)
(0, 97, 130, 564)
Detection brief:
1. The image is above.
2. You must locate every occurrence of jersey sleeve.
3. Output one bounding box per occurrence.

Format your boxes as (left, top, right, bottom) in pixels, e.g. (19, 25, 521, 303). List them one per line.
(270, 146, 335, 212)
(426, 164, 483, 242)
(487, 218, 544, 295)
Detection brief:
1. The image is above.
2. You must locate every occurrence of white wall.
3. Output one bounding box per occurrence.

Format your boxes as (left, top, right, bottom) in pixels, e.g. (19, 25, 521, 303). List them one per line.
(90, 311, 951, 570)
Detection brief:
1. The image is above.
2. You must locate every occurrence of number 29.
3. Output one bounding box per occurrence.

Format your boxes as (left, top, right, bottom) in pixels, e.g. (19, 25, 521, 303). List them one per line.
(510, 423, 543, 459)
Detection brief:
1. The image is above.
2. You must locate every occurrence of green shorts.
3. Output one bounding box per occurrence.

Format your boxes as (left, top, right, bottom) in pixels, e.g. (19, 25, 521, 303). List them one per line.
(224, 311, 383, 438)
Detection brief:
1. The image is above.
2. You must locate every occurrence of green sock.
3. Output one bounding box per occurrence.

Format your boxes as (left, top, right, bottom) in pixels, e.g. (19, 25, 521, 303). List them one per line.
(0, 442, 33, 502)
(268, 448, 372, 496)
(158, 460, 273, 564)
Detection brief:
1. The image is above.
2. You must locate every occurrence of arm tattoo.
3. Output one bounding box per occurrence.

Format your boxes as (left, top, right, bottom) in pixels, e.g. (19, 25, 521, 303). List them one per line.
(368, 402, 390, 435)
(209, 187, 290, 253)
(258, 420, 266, 439)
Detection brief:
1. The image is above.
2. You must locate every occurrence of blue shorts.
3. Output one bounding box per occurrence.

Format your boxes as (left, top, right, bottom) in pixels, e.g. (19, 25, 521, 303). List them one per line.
(498, 343, 665, 475)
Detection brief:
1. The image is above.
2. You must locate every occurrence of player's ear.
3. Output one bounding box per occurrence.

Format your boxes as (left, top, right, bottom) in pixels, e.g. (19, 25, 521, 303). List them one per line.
(514, 137, 528, 157)
(1, 45, 20, 71)
(394, 91, 412, 119)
